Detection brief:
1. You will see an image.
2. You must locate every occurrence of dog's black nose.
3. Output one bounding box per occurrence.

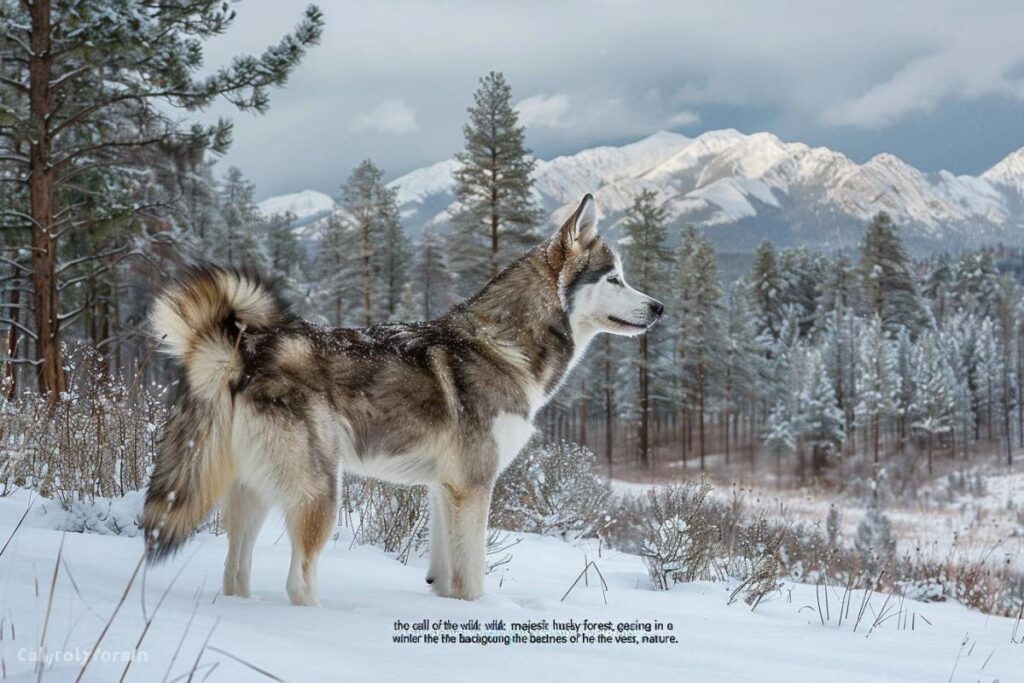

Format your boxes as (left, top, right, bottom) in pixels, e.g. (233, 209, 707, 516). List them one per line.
(648, 300, 664, 317)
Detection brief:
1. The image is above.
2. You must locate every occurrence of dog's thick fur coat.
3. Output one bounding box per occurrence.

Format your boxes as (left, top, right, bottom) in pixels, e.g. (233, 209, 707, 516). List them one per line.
(142, 195, 662, 605)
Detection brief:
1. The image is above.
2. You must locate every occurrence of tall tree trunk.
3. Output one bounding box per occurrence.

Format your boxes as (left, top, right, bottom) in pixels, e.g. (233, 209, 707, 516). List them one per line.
(362, 225, 372, 327)
(603, 336, 613, 477)
(579, 377, 587, 446)
(28, 0, 63, 400)
(927, 433, 934, 477)
(698, 379, 706, 471)
(489, 145, 499, 279)
(724, 409, 730, 466)
(638, 335, 649, 468)
(3, 265, 20, 398)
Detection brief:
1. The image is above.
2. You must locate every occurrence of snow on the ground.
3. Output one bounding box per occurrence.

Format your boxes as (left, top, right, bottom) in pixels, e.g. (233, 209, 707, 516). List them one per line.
(0, 491, 1021, 682)
(614, 465, 1024, 570)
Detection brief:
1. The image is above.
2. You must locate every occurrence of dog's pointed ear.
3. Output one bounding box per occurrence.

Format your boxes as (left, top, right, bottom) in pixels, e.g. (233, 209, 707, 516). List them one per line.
(548, 194, 599, 268)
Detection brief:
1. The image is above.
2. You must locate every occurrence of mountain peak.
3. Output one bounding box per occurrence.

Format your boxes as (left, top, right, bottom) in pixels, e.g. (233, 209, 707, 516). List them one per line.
(982, 147, 1024, 189)
(256, 189, 334, 221)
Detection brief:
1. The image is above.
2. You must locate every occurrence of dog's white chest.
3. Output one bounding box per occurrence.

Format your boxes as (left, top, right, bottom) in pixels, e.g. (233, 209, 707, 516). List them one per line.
(491, 413, 535, 471)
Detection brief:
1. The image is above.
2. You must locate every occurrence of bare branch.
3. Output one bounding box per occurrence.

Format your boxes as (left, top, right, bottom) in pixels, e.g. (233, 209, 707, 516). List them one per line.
(0, 317, 37, 340)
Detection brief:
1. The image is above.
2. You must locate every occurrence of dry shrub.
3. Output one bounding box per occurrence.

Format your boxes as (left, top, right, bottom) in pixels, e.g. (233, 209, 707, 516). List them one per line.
(725, 516, 785, 607)
(638, 480, 717, 590)
(490, 441, 612, 541)
(0, 345, 166, 507)
(341, 475, 428, 563)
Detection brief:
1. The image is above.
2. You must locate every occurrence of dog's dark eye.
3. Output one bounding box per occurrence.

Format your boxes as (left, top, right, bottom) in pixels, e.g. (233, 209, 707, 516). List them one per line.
(607, 276, 621, 286)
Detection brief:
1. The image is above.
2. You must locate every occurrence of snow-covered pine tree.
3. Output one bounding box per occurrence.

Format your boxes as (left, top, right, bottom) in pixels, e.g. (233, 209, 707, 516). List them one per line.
(675, 226, 724, 470)
(764, 401, 795, 489)
(379, 188, 412, 321)
(211, 167, 269, 271)
(0, 0, 323, 398)
(315, 212, 359, 326)
(952, 251, 999, 318)
(414, 227, 451, 320)
(975, 317, 1005, 443)
(858, 212, 925, 336)
(855, 316, 896, 466)
(621, 189, 674, 467)
(748, 240, 784, 344)
(800, 349, 845, 479)
(262, 211, 305, 282)
(260, 210, 311, 315)
(446, 71, 542, 297)
(778, 246, 826, 338)
(820, 308, 861, 456)
(922, 252, 954, 324)
(339, 160, 393, 326)
(945, 312, 979, 460)
(721, 283, 765, 469)
(892, 327, 917, 452)
(994, 276, 1020, 465)
(910, 330, 955, 474)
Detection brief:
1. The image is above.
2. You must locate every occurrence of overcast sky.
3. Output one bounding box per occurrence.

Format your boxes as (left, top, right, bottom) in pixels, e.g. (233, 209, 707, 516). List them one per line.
(198, 0, 1024, 199)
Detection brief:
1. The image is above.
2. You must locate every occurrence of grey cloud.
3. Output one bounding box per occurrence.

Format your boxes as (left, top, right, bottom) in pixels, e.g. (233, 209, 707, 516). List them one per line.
(195, 0, 1024, 198)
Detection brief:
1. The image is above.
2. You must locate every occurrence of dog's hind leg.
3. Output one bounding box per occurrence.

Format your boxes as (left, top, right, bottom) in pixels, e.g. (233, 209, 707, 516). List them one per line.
(284, 489, 335, 607)
(434, 483, 491, 601)
(223, 480, 269, 598)
(426, 486, 449, 591)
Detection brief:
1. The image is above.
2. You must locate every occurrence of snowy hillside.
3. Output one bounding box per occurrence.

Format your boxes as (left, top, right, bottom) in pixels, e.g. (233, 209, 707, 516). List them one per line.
(2, 492, 1022, 682)
(376, 130, 1024, 250)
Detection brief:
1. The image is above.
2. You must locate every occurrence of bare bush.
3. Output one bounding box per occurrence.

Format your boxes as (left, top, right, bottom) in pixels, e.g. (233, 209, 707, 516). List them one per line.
(0, 345, 166, 506)
(726, 516, 785, 607)
(638, 481, 717, 590)
(342, 475, 429, 563)
(491, 441, 612, 541)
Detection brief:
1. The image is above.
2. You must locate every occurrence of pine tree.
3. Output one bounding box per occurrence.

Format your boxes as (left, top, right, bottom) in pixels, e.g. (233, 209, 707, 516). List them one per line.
(764, 401, 795, 489)
(892, 327, 917, 452)
(922, 252, 953, 323)
(722, 283, 764, 469)
(262, 211, 305, 281)
(910, 331, 955, 474)
(261, 210, 310, 314)
(316, 213, 358, 325)
(778, 247, 825, 337)
(749, 240, 784, 343)
(415, 227, 451, 320)
(446, 71, 542, 297)
(621, 189, 673, 467)
(858, 212, 925, 335)
(0, 0, 323, 398)
(675, 226, 723, 470)
(952, 250, 1000, 319)
(821, 308, 860, 456)
(379, 189, 412, 321)
(338, 160, 396, 326)
(800, 349, 844, 478)
(211, 167, 268, 270)
(855, 316, 895, 467)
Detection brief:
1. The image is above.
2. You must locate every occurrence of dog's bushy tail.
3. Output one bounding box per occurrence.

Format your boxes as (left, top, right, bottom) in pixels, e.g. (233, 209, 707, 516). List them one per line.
(142, 266, 292, 563)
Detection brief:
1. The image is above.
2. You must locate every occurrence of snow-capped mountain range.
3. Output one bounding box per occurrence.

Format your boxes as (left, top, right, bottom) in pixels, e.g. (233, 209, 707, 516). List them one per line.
(256, 189, 335, 229)
(260, 130, 1024, 251)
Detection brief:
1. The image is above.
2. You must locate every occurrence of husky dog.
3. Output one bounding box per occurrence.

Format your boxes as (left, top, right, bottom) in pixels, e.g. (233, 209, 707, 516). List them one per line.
(142, 194, 663, 605)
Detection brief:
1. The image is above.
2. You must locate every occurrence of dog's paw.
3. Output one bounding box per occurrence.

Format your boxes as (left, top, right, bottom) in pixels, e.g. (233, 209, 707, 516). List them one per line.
(433, 576, 482, 601)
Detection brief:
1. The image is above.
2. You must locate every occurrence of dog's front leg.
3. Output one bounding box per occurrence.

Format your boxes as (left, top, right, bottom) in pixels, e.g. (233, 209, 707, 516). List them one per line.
(434, 483, 491, 600)
(426, 486, 450, 592)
